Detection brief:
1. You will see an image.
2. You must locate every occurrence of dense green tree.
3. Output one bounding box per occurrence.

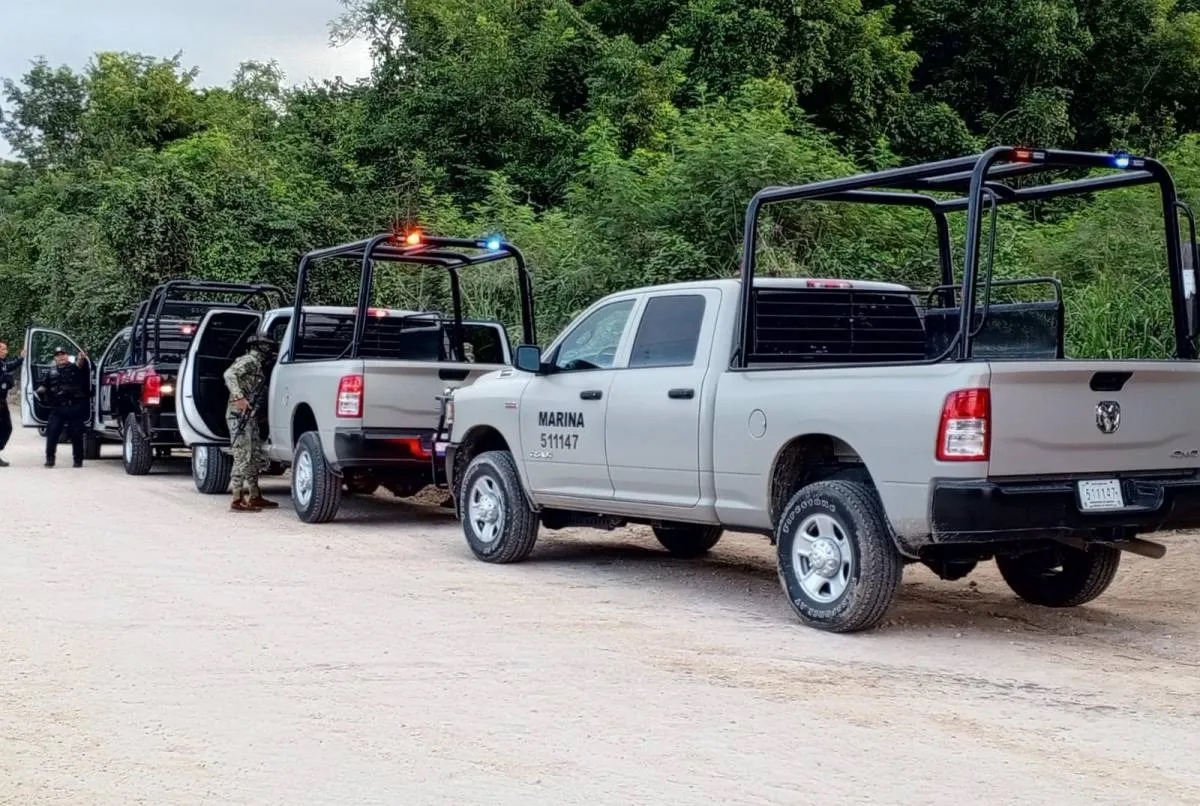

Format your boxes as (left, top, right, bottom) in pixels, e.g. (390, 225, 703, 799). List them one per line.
(3, 0, 1200, 358)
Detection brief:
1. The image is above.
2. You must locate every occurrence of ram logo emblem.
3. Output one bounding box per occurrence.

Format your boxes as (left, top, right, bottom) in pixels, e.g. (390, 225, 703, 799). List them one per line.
(1095, 400, 1121, 434)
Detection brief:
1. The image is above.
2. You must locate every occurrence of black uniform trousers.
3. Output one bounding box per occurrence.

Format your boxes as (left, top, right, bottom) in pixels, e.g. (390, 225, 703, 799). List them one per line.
(45, 401, 87, 464)
(0, 403, 11, 452)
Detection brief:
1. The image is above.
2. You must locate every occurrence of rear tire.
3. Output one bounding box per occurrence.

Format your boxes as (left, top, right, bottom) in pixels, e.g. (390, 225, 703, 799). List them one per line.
(193, 445, 232, 495)
(291, 431, 342, 523)
(459, 450, 539, 563)
(775, 479, 903, 633)
(122, 414, 153, 476)
(652, 523, 724, 558)
(84, 432, 102, 460)
(995, 543, 1121, 607)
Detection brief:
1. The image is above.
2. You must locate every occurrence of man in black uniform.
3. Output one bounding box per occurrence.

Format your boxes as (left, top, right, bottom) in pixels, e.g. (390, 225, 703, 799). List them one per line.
(0, 341, 24, 467)
(35, 345, 91, 468)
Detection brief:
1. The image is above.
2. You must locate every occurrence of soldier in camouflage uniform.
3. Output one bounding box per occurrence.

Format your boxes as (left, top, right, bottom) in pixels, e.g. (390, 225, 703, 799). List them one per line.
(223, 332, 278, 512)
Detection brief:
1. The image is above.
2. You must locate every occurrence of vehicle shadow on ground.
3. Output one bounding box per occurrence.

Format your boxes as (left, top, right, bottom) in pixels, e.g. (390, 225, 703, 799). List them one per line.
(521, 532, 1168, 641)
(316, 490, 458, 526)
(92, 449, 194, 475)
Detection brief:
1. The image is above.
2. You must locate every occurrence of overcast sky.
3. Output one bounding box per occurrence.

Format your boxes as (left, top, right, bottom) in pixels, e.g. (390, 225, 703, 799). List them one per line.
(0, 0, 372, 158)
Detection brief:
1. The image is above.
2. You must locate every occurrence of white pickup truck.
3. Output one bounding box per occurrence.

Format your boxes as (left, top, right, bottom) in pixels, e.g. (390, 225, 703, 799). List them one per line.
(179, 232, 536, 524)
(440, 146, 1200, 633)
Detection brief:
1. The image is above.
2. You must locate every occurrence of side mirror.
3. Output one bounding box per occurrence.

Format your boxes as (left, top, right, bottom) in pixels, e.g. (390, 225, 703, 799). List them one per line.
(514, 344, 544, 374)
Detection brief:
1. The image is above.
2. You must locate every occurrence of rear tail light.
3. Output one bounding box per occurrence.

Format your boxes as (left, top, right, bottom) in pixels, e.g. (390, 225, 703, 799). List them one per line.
(937, 388, 990, 461)
(336, 374, 364, 418)
(142, 371, 162, 407)
(806, 279, 853, 288)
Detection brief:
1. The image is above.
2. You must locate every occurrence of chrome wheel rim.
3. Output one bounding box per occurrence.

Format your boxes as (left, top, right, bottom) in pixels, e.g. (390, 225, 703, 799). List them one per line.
(467, 475, 505, 544)
(194, 447, 208, 480)
(293, 449, 313, 507)
(791, 513, 854, 604)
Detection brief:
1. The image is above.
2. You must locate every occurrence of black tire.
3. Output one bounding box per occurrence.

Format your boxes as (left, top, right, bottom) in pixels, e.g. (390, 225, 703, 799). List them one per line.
(775, 479, 903, 633)
(291, 430, 342, 523)
(121, 413, 153, 476)
(192, 445, 232, 495)
(459, 450, 539, 563)
(652, 523, 724, 558)
(995, 544, 1121, 607)
(84, 432, 102, 460)
(263, 461, 287, 476)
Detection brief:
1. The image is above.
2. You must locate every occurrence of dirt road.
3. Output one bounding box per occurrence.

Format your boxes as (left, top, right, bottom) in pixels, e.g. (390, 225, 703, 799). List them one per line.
(3, 421, 1200, 805)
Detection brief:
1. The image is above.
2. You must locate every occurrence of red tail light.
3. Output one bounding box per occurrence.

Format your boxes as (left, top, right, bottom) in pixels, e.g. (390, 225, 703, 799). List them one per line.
(937, 388, 990, 461)
(336, 374, 364, 418)
(806, 279, 853, 288)
(142, 371, 162, 407)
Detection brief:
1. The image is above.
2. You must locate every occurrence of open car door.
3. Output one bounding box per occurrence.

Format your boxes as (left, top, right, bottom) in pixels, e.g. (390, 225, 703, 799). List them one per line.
(178, 309, 262, 446)
(21, 326, 89, 428)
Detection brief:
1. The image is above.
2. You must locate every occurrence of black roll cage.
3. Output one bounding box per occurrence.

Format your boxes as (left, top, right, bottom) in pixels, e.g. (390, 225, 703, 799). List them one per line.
(735, 145, 1200, 368)
(286, 233, 536, 363)
(131, 280, 286, 365)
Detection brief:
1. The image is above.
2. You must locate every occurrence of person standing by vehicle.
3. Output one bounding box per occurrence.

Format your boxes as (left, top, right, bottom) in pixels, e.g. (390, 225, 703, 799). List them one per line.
(35, 346, 91, 468)
(223, 332, 279, 512)
(0, 341, 25, 467)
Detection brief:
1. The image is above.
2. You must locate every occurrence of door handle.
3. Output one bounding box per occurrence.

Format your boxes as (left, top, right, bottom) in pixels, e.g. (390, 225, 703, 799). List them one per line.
(668, 388, 695, 399)
(580, 390, 602, 400)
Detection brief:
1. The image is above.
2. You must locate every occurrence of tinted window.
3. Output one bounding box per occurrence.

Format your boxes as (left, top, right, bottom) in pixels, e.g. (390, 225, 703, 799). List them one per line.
(628, 294, 706, 368)
(102, 333, 132, 370)
(553, 299, 636, 371)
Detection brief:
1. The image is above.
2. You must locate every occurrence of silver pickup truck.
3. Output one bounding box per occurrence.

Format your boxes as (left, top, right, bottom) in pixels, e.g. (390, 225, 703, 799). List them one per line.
(179, 232, 536, 523)
(441, 146, 1200, 633)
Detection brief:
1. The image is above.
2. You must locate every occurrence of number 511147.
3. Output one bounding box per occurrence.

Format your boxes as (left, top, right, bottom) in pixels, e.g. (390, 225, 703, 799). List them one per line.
(540, 432, 578, 450)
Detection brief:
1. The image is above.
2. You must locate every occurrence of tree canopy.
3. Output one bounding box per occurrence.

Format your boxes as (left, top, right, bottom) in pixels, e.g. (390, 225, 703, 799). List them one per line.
(3, 0, 1200, 356)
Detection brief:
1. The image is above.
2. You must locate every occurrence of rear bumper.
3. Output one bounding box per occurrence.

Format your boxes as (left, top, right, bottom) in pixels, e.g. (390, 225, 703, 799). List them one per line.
(143, 405, 182, 446)
(331, 427, 437, 473)
(929, 472, 1200, 542)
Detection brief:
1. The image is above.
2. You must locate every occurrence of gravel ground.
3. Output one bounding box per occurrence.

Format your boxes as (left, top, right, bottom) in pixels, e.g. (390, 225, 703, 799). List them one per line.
(2, 418, 1200, 805)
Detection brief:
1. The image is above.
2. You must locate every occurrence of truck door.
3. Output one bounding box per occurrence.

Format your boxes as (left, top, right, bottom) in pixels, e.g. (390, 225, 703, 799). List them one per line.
(605, 290, 717, 507)
(178, 309, 263, 446)
(21, 327, 89, 428)
(96, 329, 132, 433)
(518, 297, 639, 500)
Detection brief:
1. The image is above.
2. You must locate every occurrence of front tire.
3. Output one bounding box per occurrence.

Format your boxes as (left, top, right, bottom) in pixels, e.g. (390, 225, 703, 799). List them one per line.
(652, 523, 724, 558)
(775, 479, 903, 633)
(193, 445, 233, 495)
(995, 544, 1121, 607)
(291, 431, 342, 523)
(459, 450, 539, 563)
(122, 413, 153, 476)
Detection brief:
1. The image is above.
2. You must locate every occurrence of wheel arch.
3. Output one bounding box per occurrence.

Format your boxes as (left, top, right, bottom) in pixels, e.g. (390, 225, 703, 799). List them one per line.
(767, 433, 878, 531)
(453, 425, 537, 512)
(291, 403, 318, 447)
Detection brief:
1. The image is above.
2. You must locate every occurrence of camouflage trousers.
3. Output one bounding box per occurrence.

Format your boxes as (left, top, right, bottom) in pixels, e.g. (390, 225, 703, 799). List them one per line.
(226, 410, 268, 498)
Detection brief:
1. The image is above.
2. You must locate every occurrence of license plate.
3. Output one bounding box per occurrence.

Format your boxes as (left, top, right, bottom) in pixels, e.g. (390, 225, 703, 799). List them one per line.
(1077, 479, 1124, 511)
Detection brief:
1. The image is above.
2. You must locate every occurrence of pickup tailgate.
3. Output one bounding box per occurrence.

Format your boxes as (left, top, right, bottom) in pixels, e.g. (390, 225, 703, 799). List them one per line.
(987, 361, 1200, 476)
(361, 361, 505, 430)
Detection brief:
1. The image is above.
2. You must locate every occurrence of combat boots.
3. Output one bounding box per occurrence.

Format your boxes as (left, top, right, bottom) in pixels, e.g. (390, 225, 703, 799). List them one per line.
(230, 492, 262, 512)
(246, 484, 278, 509)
